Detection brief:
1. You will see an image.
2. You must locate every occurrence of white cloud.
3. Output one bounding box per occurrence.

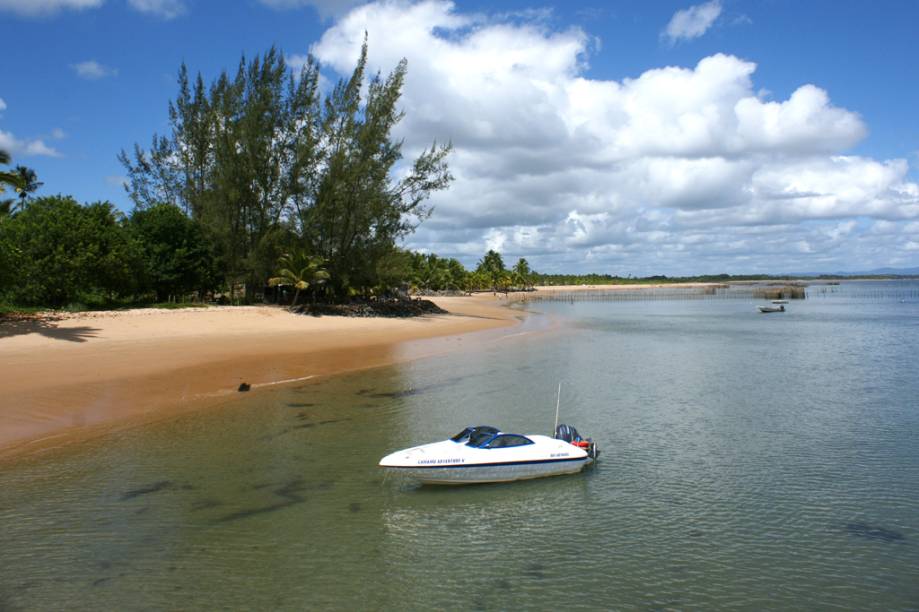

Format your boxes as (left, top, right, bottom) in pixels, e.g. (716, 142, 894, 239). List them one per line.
(0, 129, 61, 158)
(0, 0, 101, 17)
(307, 1, 919, 274)
(72, 60, 118, 80)
(0, 98, 6, 112)
(106, 175, 129, 188)
(51, 128, 67, 139)
(127, 0, 186, 19)
(663, 0, 722, 44)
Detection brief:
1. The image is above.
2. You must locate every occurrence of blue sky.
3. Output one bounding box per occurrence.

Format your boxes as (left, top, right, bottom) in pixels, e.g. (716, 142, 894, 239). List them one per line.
(2, 0, 918, 274)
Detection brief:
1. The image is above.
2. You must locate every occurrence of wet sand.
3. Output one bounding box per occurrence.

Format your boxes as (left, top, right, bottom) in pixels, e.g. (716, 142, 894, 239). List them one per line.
(0, 295, 518, 460)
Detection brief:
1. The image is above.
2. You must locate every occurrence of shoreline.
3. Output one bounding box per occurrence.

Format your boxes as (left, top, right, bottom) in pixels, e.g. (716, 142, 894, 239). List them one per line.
(0, 295, 521, 461)
(0, 279, 833, 461)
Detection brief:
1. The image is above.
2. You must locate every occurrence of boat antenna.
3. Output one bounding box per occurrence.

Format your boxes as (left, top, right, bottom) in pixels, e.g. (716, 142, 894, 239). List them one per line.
(553, 382, 561, 435)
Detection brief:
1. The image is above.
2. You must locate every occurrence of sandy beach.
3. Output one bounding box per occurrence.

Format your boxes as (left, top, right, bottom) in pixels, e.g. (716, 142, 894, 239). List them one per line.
(0, 294, 520, 460)
(0, 282, 725, 459)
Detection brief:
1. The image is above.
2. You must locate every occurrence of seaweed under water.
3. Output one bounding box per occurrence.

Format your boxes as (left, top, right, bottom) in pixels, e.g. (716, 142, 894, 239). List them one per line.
(846, 523, 905, 542)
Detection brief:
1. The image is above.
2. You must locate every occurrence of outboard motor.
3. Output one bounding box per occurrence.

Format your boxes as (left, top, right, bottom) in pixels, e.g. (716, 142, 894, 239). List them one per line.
(555, 423, 582, 443)
(555, 423, 599, 460)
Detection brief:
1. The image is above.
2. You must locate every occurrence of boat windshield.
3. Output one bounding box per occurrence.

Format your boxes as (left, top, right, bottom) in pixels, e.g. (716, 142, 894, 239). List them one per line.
(484, 434, 534, 449)
(462, 426, 500, 447)
(450, 427, 474, 442)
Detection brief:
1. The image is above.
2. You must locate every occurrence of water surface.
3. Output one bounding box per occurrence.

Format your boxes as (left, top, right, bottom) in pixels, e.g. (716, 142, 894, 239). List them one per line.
(2, 281, 918, 610)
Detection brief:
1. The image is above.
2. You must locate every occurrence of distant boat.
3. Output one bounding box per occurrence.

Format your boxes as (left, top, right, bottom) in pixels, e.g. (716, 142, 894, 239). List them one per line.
(759, 305, 785, 313)
(772, 300, 789, 304)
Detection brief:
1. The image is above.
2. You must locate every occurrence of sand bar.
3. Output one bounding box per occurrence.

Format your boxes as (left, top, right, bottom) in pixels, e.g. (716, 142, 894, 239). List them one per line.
(0, 294, 519, 460)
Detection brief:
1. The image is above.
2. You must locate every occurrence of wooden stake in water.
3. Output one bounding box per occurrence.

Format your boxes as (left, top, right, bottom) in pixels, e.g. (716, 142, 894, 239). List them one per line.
(553, 382, 561, 435)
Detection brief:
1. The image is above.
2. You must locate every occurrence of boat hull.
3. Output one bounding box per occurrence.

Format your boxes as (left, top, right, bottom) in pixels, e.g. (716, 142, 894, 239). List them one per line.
(386, 457, 593, 485)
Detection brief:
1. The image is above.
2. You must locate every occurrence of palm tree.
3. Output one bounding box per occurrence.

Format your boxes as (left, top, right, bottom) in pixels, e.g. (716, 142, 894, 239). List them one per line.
(13, 165, 42, 204)
(513, 258, 531, 290)
(476, 249, 505, 293)
(0, 150, 25, 195)
(268, 251, 330, 306)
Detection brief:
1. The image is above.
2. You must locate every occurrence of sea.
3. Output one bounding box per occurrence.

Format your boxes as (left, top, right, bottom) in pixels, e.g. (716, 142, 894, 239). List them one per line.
(1, 280, 917, 610)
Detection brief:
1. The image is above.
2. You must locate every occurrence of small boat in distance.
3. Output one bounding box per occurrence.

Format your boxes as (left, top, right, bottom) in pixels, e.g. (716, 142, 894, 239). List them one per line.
(378, 424, 599, 485)
(758, 305, 786, 313)
(772, 300, 789, 304)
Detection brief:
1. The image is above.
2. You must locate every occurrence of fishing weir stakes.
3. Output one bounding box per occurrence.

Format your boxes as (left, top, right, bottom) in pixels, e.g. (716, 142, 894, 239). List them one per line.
(516, 284, 811, 303)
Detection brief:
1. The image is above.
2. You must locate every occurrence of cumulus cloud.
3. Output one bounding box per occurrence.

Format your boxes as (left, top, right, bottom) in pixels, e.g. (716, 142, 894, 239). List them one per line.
(0, 129, 61, 157)
(0, 0, 101, 16)
(663, 0, 722, 44)
(127, 0, 186, 19)
(307, 0, 919, 273)
(0, 98, 6, 112)
(72, 60, 118, 80)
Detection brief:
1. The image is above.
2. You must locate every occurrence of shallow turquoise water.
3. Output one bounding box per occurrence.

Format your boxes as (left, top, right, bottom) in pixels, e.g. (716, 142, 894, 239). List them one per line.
(1, 282, 918, 610)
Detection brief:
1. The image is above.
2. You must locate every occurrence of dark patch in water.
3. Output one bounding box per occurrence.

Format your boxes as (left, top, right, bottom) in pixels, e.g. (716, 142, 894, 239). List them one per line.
(355, 388, 374, 396)
(120, 480, 172, 501)
(238, 382, 251, 392)
(293, 423, 316, 429)
(97, 561, 112, 570)
(179, 484, 196, 491)
(495, 578, 511, 590)
(92, 577, 111, 588)
(847, 522, 905, 542)
(349, 502, 362, 513)
(217, 478, 333, 523)
(314, 480, 334, 491)
(134, 506, 150, 515)
(367, 375, 470, 400)
(191, 499, 222, 511)
(689, 530, 704, 538)
(523, 562, 546, 580)
(288, 402, 315, 408)
(317, 418, 350, 425)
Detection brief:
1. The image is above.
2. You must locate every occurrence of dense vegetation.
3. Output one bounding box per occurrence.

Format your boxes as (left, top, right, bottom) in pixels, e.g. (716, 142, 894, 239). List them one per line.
(119, 42, 451, 302)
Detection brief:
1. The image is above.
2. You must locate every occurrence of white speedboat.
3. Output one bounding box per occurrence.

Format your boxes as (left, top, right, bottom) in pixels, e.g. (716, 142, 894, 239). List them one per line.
(758, 305, 785, 313)
(379, 424, 599, 485)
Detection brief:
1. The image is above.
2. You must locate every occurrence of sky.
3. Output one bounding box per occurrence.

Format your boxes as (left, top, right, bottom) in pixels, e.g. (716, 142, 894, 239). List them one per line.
(1, 0, 918, 275)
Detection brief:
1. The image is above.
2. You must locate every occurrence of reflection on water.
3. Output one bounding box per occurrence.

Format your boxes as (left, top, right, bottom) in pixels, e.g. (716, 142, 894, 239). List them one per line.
(1, 282, 918, 609)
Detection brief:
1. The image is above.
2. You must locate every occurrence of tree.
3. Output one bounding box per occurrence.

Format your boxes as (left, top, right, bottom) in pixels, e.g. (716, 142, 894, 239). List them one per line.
(13, 166, 42, 205)
(0, 150, 25, 193)
(476, 249, 505, 293)
(130, 203, 218, 302)
(121, 47, 323, 298)
(513, 257, 532, 290)
(0, 196, 145, 307)
(268, 251, 330, 306)
(303, 40, 452, 298)
(121, 41, 452, 302)
(0, 150, 25, 218)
